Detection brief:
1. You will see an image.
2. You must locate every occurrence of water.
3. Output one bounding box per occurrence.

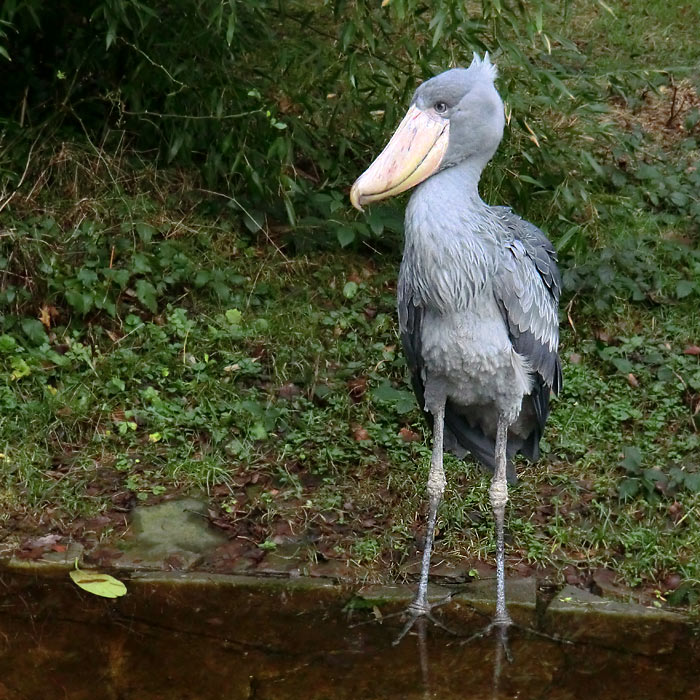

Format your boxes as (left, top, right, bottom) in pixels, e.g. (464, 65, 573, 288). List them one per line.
(0, 570, 697, 699)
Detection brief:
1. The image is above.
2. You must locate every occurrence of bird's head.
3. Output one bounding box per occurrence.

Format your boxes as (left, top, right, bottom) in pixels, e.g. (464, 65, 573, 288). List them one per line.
(350, 54, 505, 211)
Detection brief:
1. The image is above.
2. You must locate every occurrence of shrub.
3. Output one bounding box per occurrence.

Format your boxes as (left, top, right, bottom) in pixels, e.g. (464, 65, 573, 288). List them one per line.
(1, 0, 619, 249)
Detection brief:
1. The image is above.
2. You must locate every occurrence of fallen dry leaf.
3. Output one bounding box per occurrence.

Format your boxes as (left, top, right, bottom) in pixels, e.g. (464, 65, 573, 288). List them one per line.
(352, 426, 370, 442)
(23, 533, 62, 549)
(278, 383, 301, 399)
(668, 501, 684, 523)
(398, 427, 421, 443)
(38, 305, 52, 329)
(347, 377, 368, 401)
(663, 573, 682, 591)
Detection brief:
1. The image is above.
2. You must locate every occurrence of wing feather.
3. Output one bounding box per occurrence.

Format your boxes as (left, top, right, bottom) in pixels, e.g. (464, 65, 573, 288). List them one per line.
(493, 207, 562, 394)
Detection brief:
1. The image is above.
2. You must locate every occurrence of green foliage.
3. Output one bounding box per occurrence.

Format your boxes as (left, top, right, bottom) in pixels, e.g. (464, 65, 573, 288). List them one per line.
(0, 204, 247, 321)
(1, 189, 700, 599)
(0, 0, 654, 249)
(372, 380, 415, 415)
(563, 222, 700, 310)
(1, 0, 700, 606)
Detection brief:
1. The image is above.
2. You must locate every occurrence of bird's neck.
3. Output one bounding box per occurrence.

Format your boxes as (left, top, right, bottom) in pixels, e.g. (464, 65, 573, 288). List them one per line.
(402, 159, 497, 312)
(406, 158, 492, 238)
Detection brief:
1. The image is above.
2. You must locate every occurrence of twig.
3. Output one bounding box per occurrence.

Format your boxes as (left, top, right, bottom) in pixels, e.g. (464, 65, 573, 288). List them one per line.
(19, 86, 29, 128)
(119, 38, 187, 95)
(0, 132, 40, 214)
(119, 107, 263, 121)
(196, 187, 291, 263)
(566, 295, 577, 334)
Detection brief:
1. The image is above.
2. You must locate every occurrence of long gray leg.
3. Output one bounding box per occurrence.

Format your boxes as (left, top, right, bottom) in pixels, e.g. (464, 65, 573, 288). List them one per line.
(411, 400, 446, 613)
(393, 401, 448, 645)
(490, 413, 512, 626)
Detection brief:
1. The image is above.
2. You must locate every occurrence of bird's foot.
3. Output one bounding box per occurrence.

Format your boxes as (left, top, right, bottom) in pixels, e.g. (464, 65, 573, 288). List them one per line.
(460, 613, 573, 662)
(461, 614, 514, 662)
(392, 593, 455, 646)
(461, 610, 512, 642)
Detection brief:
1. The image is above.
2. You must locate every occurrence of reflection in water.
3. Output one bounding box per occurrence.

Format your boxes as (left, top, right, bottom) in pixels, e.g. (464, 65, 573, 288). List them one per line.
(413, 616, 510, 700)
(491, 626, 509, 700)
(0, 571, 696, 700)
(416, 617, 431, 700)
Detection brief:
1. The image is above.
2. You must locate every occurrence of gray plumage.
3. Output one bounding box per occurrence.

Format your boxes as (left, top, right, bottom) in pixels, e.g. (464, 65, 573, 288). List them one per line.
(397, 67, 561, 483)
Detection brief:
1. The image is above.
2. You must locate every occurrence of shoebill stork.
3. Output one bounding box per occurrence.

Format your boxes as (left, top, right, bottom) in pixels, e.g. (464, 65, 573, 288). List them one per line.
(350, 54, 561, 633)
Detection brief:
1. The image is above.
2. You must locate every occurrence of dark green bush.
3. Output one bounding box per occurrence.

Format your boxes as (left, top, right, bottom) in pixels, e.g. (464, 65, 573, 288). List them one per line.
(1, 0, 620, 249)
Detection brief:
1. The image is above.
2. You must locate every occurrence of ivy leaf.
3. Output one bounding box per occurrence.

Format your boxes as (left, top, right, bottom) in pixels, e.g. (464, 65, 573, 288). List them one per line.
(131, 253, 152, 274)
(372, 381, 415, 414)
(136, 222, 155, 243)
(684, 473, 700, 492)
(343, 281, 359, 299)
(249, 422, 267, 440)
(194, 270, 212, 287)
(135, 280, 157, 313)
(225, 308, 242, 325)
(77, 268, 98, 285)
(65, 290, 94, 315)
(618, 477, 640, 500)
(105, 268, 130, 288)
(619, 446, 643, 472)
(0, 335, 17, 353)
(336, 226, 355, 248)
(676, 280, 695, 299)
(611, 357, 634, 374)
(21, 318, 48, 345)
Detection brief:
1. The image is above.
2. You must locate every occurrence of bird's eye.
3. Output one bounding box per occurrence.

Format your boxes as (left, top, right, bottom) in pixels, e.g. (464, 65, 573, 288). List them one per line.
(434, 101, 448, 114)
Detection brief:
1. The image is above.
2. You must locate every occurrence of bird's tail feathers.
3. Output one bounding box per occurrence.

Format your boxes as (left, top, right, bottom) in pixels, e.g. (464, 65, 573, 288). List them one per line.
(444, 404, 518, 484)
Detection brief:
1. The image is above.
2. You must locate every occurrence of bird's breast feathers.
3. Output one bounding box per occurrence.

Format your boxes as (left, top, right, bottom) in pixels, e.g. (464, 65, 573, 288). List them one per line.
(419, 303, 533, 409)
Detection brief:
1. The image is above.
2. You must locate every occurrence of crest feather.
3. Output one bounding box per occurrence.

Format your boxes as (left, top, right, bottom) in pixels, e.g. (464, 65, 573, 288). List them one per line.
(469, 52, 498, 81)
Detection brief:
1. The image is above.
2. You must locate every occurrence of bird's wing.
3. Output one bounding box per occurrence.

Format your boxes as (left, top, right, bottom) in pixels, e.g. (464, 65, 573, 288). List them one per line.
(492, 206, 562, 396)
(397, 271, 425, 408)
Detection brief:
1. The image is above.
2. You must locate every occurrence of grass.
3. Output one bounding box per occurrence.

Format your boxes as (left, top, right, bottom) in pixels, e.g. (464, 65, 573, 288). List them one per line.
(1, 184, 698, 603)
(0, 0, 699, 608)
(566, 0, 700, 73)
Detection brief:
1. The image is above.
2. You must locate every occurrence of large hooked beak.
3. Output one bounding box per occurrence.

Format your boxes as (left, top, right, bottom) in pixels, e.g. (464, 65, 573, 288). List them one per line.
(350, 105, 449, 211)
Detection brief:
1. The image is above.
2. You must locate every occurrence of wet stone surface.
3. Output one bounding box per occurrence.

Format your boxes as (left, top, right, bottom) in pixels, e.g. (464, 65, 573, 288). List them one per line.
(1, 498, 698, 698)
(0, 569, 697, 700)
(543, 584, 687, 656)
(116, 498, 228, 570)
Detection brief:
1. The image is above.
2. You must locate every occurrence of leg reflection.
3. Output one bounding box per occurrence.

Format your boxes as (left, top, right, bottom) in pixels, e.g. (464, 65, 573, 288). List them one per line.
(416, 616, 432, 700)
(491, 624, 508, 700)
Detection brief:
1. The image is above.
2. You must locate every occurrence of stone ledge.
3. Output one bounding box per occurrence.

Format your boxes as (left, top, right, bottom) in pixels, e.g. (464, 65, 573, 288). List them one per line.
(542, 584, 688, 655)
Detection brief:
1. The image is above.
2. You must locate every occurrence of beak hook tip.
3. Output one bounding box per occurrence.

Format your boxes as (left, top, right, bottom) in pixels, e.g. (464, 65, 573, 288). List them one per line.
(349, 183, 365, 212)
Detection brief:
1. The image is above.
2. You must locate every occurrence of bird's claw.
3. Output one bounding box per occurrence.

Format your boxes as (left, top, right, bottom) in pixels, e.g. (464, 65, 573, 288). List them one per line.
(461, 617, 513, 662)
(392, 593, 455, 646)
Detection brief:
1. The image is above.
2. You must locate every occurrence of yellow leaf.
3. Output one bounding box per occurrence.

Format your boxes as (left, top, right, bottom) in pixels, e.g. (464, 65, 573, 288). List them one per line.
(523, 119, 540, 147)
(39, 305, 52, 329)
(70, 569, 127, 598)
